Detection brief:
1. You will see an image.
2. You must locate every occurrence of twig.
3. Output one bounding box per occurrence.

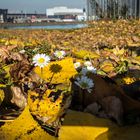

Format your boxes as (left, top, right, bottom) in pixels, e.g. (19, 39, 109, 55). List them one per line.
(0, 119, 14, 122)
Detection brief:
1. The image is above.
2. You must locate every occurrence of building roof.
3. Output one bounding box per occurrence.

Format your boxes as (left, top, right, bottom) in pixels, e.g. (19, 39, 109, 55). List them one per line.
(46, 7, 84, 16)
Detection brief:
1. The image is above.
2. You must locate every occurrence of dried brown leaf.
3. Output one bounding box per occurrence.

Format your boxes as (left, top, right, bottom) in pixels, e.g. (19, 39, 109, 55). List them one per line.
(10, 59, 31, 81)
(11, 86, 27, 109)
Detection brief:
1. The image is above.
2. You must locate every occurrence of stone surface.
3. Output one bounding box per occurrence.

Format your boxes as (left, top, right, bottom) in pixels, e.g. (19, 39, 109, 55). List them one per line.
(59, 110, 140, 140)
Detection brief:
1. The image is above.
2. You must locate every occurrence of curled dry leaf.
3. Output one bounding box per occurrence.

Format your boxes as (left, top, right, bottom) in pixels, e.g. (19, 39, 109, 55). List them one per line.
(10, 52, 24, 61)
(0, 47, 9, 60)
(11, 86, 27, 109)
(6, 45, 17, 51)
(10, 59, 31, 81)
(28, 71, 41, 83)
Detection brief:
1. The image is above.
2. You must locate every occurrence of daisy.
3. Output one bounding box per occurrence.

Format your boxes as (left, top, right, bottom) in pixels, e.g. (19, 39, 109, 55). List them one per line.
(74, 62, 81, 69)
(75, 76, 94, 93)
(54, 50, 66, 59)
(84, 61, 92, 67)
(33, 53, 50, 68)
(81, 67, 88, 75)
(87, 66, 97, 74)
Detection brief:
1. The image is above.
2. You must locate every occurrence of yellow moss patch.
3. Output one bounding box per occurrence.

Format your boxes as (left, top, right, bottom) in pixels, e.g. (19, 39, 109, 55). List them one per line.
(0, 89, 4, 105)
(59, 110, 140, 140)
(122, 77, 136, 85)
(115, 76, 137, 85)
(100, 61, 115, 73)
(0, 106, 56, 140)
(3, 64, 12, 78)
(112, 46, 125, 56)
(28, 90, 66, 124)
(73, 50, 100, 59)
(34, 57, 77, 84)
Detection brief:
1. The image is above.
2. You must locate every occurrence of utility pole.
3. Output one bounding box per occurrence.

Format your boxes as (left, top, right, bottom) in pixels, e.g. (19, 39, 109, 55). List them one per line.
(136, 0, 140, 19)
(87, 0, 90, 21)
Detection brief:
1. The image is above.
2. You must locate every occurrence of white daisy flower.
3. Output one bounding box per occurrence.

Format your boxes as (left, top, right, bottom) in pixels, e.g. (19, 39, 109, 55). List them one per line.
(54, 50, 66, 59)
(84, 61, 92, 67)
(87, 66, 97, 74)
(81, 67, 88, 75)
(33, 53, 50, 68)
(74, 62, 81, 69)
(75, 76, 94, 93)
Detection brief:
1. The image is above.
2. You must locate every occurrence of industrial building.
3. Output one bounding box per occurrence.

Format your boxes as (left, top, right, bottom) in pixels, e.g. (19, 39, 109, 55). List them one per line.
(0, 9, 8, 23)
(46, 7, 86, 21)
(7, 13, 46, 23)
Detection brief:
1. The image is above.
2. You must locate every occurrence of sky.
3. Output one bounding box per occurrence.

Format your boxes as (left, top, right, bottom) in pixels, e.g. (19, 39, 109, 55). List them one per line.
(0, 0, 87, 13)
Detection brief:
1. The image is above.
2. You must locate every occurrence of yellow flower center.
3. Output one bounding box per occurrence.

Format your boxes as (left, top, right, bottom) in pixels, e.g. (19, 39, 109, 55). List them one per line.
(38, 58, 45, 63)
(57, 52, 62, 56)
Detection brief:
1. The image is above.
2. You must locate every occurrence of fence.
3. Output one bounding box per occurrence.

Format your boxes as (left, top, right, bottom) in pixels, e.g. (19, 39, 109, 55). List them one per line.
(87, 0, 140, 20)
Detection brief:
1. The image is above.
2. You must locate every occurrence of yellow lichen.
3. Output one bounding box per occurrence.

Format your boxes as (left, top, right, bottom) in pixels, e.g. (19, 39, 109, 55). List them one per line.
(73, 50, 100, 59)
(112, 46, 125, 56)
(100, 61, 115, 73)
(122, 77, 136, 85)
(28, 89, 69, 124)
(0, 89, 4, 105)
(34, 57, 77, 84)
(0, 106, 56, 140)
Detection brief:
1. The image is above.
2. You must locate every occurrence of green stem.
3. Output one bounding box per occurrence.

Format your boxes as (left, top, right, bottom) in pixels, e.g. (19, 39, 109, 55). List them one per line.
(48, 73, 55, 85)
(41, 68, 43, 84)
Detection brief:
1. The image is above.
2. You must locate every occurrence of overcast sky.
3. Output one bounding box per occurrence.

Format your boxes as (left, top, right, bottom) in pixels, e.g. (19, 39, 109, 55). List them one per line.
(0, 0, 87, 13)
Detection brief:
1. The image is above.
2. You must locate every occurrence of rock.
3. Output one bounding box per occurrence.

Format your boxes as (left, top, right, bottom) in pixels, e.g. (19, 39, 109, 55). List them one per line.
(100, 96, 124, 125)
(84, 102, 101, 115)
(59, 110, 140, 140)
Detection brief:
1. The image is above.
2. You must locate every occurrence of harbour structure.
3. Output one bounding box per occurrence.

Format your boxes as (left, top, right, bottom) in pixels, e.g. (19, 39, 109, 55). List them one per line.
(0, 9, 8, 23)
(46, 6, 86, 21)
(7, 13, 46, 23)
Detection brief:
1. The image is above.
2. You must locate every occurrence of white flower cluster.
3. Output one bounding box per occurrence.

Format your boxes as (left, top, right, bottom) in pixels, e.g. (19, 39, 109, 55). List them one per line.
(74, 60, 96, 93)
(75, 76, 94, 93)
(54, 50, 66, 59)
(82, 61, 97, 75)
(32, 50, 66, 68)
(74, 61, 97, 74)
